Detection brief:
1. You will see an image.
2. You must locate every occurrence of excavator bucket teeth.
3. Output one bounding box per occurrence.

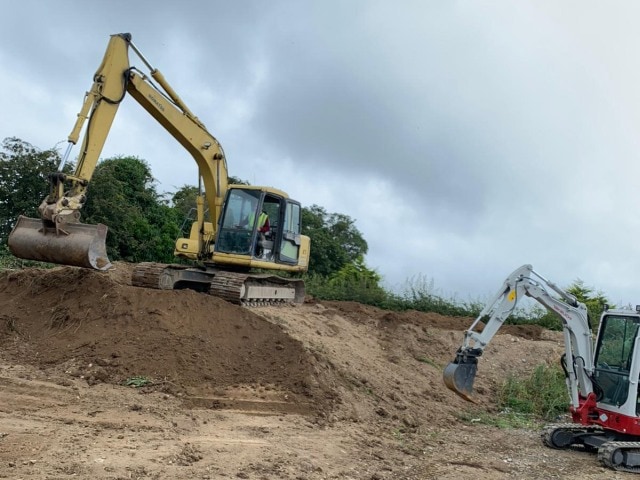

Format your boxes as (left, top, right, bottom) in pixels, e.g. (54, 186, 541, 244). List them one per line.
(8, 215, 112, 271)
(443, 361, 477, 402)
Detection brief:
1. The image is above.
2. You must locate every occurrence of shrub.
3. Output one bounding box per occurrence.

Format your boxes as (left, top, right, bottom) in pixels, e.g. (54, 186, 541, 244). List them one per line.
(498, 363, 569, 421)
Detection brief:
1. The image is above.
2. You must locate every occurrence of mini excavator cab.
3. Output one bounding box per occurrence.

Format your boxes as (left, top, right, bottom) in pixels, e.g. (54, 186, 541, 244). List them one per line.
(592, 310, 640, 414)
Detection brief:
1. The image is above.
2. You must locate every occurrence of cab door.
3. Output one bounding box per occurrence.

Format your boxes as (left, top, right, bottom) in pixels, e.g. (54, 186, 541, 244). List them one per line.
(278, 200, 302, 264)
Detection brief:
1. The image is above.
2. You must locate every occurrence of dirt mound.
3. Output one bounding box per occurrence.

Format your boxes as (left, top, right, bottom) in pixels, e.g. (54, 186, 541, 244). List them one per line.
(0, 263, 581, 479)
(0, 265, 550, 413)
(321, 300, 546, 340)
(0, 263, 330, 413)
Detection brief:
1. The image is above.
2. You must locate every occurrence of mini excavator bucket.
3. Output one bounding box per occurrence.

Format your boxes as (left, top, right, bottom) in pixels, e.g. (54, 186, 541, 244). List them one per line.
(8, 215, 112, 271)
(443, 350, 480, 402)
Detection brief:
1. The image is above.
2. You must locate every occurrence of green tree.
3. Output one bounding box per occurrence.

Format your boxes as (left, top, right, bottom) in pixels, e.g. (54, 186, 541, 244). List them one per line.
(328, 255, 381, 288)
(302, 204, 368, 276)
(329, 255, 386, 303)
(82, 156, 181, 263)
(171, 177, 248, 234)
(304, 255, 386, 305)
(0, 137, 62, 243)
(566, 279, 611, 327)
(171, 184, 200, 236)
(229, 176, 249, 185)
(528, 279, 612, 331)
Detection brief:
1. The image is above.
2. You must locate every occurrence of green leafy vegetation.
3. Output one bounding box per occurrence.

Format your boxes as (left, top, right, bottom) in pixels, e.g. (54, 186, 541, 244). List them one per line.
(82, 156, 181, 264)
(415, 356, 441, 369)
(123, 376, 152, 388)
(301, 204, 368, 277)
(0, 244, 51, 270)
(0, 137, 65, 240)
(498, 363, 569, 421)
(455, 409, 538, 429)
(456, 363, 569, 428)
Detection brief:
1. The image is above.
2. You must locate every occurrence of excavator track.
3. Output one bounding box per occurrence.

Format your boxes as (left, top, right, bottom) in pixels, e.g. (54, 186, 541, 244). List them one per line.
(598, 441, 640, 473)
(131, 262, 181, 289)
(209, 271, 246, 304)
(543, 423, 640, 471)
(209, 271, 305, 306)
(131, 262, 304, 305)
(542, 423, 603, 451)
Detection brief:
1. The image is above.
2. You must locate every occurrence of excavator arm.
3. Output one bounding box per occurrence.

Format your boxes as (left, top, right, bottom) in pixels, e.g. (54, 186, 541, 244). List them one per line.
(443, 264, 595, 408)
(8, 33, 228, 269)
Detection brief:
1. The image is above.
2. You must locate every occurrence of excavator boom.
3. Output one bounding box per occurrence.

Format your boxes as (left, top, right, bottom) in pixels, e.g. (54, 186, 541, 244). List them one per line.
(443, 264, 593, 404)
(8, 32, 227, 271)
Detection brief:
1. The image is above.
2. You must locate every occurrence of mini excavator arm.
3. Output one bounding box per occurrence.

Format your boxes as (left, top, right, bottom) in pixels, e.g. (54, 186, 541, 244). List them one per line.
(8, 33, 229, 269)
(443, 264, 595, 407)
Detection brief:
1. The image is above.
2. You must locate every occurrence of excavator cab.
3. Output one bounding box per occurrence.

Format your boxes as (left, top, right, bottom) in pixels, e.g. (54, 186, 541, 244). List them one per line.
(214, 186, 305, 267)
(592, 311, 640, 410)
(215, 188, 266, 256)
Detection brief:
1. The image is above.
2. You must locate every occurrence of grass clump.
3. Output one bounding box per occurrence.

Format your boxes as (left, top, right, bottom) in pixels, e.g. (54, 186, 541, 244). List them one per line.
(123, 376, 152, 388)
(457, 363, 569, 429)
(498, 363, 569, 421)
(456, 409, 537, 429)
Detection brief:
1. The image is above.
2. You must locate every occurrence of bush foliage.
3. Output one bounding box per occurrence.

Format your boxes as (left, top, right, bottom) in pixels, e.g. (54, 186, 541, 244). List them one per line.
(498, 363, 569, 421)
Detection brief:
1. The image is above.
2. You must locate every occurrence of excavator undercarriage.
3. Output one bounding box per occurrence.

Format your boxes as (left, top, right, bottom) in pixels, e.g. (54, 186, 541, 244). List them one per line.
(543, 424, 640, 473)
(131, 262, 305, 305)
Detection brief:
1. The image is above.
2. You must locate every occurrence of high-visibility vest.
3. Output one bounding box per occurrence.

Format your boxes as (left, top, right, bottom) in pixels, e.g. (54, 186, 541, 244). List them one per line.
(248, 211, 268, 229)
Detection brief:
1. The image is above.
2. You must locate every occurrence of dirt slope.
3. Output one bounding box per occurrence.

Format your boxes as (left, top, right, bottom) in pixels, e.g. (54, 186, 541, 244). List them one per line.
(0, 264, 633, 479)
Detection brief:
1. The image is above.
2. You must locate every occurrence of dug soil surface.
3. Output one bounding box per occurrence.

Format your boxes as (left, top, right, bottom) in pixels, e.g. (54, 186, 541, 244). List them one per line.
(0, 263, 633, 479)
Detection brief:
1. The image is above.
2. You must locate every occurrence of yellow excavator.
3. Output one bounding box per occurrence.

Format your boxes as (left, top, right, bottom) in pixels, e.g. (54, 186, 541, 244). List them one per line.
(8, 33, 310, 304)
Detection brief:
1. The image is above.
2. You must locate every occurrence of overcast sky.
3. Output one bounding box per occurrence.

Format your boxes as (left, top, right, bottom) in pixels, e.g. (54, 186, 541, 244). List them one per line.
(2, 1, 640, 307)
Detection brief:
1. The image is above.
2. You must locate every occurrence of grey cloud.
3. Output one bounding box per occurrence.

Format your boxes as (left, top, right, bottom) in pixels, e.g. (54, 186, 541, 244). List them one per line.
(4, 1, 640, 303)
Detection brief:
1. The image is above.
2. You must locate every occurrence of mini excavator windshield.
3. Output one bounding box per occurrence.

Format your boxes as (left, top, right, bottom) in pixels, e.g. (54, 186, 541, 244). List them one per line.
(593, 313, 640, 408)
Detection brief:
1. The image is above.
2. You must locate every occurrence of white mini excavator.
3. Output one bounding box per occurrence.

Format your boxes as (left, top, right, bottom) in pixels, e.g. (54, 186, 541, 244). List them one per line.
(444, 264, 640, 473)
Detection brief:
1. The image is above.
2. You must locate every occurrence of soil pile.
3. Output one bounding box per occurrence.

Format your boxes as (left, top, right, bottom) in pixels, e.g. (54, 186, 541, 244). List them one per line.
(1, 263, 618, 479)
(0, 263, 328, 412)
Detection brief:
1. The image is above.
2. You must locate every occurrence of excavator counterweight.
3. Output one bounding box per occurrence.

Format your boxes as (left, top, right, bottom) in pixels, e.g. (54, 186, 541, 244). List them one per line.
(8, 215, 112, 270)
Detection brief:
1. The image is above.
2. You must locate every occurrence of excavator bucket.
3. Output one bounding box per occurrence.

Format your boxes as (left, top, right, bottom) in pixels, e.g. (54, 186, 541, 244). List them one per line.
(8, 215, 112, 271)
(443, 359, 478, 402)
